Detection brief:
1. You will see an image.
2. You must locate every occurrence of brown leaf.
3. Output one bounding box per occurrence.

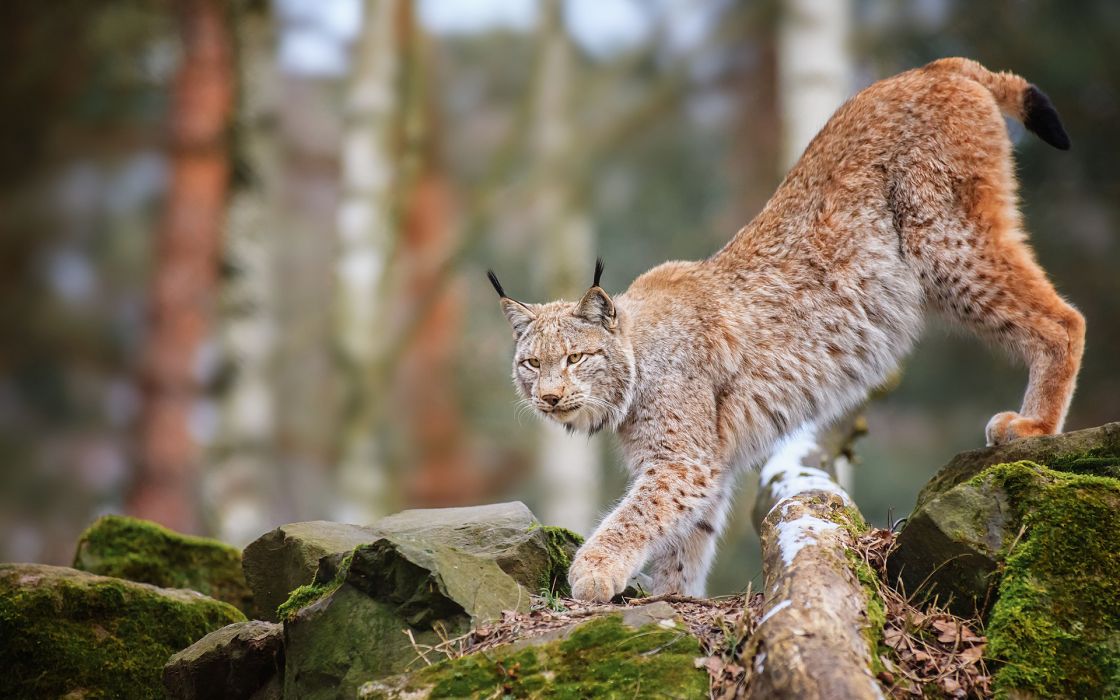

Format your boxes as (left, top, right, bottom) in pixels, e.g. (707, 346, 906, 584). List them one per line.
(939, 676, 962, 694)
(959, 644, 986, 664)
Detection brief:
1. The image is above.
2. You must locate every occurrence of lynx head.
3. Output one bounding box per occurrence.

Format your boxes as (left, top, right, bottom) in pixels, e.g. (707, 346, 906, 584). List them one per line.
(489, 259, 635, 435)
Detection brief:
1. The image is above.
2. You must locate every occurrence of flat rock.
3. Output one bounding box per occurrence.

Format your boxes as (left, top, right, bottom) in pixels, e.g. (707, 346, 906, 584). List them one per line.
(74, 514, 254, 614)
(164, 620, 283, 700)
(0, 563, 245, 699)
(246, 502, 581, 622)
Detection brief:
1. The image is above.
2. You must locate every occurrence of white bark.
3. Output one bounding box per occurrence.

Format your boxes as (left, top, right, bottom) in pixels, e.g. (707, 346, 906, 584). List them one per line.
(531, 0, 601, 536)
(208, 5, 280, 545)
(777, 0, 852, 170)
(331, 0, 401, 524)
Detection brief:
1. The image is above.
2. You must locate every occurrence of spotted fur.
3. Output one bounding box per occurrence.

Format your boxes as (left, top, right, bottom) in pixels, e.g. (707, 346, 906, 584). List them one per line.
(492, 58, 1084, 602)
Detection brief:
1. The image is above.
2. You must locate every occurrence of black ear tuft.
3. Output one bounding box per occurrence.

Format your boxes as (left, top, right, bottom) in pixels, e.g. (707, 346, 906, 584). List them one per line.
(593, 257, 604, 288)
(487, 269, 507, 298)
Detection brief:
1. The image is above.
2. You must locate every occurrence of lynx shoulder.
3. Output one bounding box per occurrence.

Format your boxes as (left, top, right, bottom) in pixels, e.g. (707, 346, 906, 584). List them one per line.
(489, 58, 1084, 602)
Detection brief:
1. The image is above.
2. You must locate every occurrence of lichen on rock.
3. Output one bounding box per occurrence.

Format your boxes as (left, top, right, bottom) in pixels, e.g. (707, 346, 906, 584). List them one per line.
(73, 514, 254, 614)
(0, 563, 245, 699)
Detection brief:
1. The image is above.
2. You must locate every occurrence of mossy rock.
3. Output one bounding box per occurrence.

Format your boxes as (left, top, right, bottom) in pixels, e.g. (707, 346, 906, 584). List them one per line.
(74, 514, 254, 615)
(282, 535, 530, 698)
(890, 423, 1120, 618)
(982, 462, 1120, 698)
(890, 438, 1120, 699)
(0, 563, 246, 699)
(358, 610, 707, 699)
(912, 422, 1120, 510)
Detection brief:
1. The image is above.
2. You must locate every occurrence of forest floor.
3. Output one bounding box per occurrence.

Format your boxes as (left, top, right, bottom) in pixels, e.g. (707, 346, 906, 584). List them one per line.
(400, 528, 993, 699)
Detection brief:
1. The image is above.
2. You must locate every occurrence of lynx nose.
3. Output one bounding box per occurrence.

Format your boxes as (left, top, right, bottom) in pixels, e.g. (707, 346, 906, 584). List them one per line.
(541, 394, 561, 407)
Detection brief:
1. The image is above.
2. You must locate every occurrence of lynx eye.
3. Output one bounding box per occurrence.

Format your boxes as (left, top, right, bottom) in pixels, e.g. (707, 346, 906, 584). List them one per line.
(566, 352, 585, 365)
(522, 358, 540, 369)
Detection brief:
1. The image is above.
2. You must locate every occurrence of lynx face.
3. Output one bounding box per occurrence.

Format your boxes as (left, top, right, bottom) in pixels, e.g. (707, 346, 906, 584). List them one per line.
(495, 281, 635, 435)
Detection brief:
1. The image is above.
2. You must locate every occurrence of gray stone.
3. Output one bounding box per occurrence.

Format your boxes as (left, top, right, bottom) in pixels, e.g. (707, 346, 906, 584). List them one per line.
(242, 521, 379, 621)
(164, 620, 283, 700)
(280, 503, 582, 698)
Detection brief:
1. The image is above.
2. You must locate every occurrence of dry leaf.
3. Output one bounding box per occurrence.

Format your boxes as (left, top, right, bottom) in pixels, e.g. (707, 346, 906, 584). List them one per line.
(959, 644, 986, 665)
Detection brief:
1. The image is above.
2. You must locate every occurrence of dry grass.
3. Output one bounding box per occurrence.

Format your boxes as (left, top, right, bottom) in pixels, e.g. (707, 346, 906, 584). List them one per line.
(855, 528, 992, 698)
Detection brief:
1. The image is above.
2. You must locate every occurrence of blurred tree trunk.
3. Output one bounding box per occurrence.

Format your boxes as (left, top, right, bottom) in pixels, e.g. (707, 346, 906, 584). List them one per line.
(395, 14, 480, 508)
(531, 0, 601, 536)
(129, 0, 234, 532)
(773, 0, 858, 490)
(332, 0, 403, 523)
(207, 0, 280, 545)
(271, 65, 343, 519)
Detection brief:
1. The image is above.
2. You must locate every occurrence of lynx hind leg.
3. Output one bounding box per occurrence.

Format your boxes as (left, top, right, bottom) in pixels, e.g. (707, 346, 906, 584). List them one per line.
(907, 206, 1084, 446)
(646, 493, 730, 597)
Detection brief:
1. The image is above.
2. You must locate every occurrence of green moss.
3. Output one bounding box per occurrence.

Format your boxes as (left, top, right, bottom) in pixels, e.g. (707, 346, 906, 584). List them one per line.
(847, 550, 887, 675)
(277, 550, 354, 622)
(539, 526, 583, 596)
(0, 565, 245, 699)
(977, 461, 1120, 698)
(381, 615, 706, 699)
(73, 514, 253, 613)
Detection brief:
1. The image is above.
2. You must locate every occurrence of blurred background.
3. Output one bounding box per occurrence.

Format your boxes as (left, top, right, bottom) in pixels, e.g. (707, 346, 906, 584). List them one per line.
(1, 0, 1116, 595)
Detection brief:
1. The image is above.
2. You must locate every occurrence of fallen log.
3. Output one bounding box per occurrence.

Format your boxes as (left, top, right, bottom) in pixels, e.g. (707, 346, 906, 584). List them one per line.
(745, 420, 885, 700)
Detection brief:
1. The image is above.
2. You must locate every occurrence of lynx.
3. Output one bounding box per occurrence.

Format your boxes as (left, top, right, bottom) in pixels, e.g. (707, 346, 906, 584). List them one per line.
(489, 58, 1084, 602)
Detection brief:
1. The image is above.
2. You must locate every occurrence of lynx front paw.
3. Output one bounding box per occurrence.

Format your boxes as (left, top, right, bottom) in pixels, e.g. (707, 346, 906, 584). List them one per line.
(985, 411, 1051, 446)
(568, 548, 631, 602)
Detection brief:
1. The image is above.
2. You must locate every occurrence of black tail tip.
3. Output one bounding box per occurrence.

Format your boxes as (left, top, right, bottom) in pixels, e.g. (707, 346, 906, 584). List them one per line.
(1024, 85, 1071, 150)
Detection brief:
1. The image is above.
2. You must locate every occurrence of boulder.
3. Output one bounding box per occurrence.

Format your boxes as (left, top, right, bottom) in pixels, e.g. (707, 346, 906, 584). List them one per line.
(74, 514, 254, 614)
(244, 502, 581, 621)
(888, 423, 1120, 617)
(281, 534, 531, 698)
(163, 620, 284, 700)
(888, 423, 1120, 698)
(356, 606, 707, 699)
(0, 563, 245, 699)
(242, 521, 379, 621)
(371, 502, 582, 595)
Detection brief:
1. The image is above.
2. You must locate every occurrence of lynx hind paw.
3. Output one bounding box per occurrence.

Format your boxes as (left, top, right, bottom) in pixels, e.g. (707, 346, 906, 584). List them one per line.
(985, 411, 1051, 446)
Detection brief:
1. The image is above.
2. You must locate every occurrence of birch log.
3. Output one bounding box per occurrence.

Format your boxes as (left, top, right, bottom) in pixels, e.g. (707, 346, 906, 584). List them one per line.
(745, 423, 884, 700)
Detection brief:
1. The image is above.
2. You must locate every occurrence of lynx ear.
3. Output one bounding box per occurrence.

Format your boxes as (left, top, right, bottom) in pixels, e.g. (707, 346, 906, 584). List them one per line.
(501, 298, 536, 337)
(488, 269, 537, 337)
(576, 286, 616, 330)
